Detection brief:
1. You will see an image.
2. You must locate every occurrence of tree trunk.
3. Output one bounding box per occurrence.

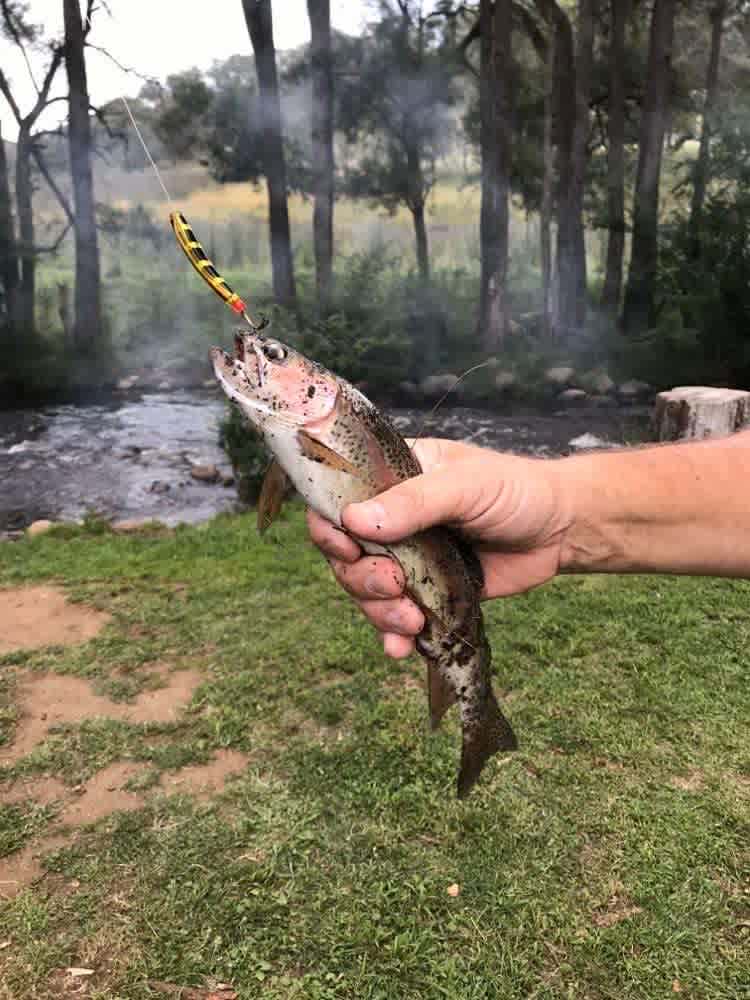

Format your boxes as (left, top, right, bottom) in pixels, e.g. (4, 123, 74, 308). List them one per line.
(535, 0, 577, 339)
(541, 40, 554, 337)
(478, 0, 513, 350)
(242, 0, 297, 309)
(602, 0, 628, 309)
(411, 199, 430, 284)
(688, 0, 726, 251)
(654, 386, 750, 441)
(63, 0, 102, 353)
(307, 0, 334, 311)
(622, 0, 676, 335)
(14, 128, 35, 335)
(569, 0, 595, 332)
(0, 120, 19, 334)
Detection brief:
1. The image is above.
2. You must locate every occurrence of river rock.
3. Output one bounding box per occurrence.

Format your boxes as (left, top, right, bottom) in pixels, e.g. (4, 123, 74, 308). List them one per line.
(112, 519, 152, 534)
(190, 464, 220, 483)
(420, 374, 461, 398)
(149, 480, 171, 494)
(26, 519, 54, 537)
(117, 375, 140, 391)
(557, 388, 588, 404)
(580, 370, 615, 395)
(494, 370, 517, 391)
(545, 366, 576, 386)
(569, 432, 610, 450)
(618, 379, 653, 400)
(398, 380, 420, 400)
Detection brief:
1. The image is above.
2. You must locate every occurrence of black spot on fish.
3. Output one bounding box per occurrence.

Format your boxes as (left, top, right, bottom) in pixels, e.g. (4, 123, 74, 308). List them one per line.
(307, 385, 316, 398)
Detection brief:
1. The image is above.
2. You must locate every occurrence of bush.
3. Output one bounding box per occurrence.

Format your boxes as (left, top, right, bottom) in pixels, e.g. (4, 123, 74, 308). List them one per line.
(218, 404, 269, 504)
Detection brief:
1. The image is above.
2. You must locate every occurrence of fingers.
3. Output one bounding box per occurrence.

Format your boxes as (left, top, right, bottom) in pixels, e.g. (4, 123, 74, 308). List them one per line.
(306, 509, 360, 562)
(342, 459, 493, 543)
(382, 633, 415, 659)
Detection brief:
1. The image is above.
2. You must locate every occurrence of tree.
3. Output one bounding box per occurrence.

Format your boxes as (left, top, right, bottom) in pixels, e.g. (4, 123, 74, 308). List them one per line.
(342, 1, 455, 286)
(307, 0, 335, 310)
(622, 0, 676, 334)
(241, 0, 297, 308)
(688, 0, 727, 250)
(0, 2, 67, 336)
(0, 120, 18, 337)
(602, 0, 629, 309)
(478, 0, 513, 348)
(63, 0, 102, 352)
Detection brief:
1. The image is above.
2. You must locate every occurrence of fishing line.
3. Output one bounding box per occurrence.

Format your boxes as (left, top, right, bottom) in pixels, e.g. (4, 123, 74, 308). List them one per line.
(410, 361, 491, 450)
(120, 96, 174, 205)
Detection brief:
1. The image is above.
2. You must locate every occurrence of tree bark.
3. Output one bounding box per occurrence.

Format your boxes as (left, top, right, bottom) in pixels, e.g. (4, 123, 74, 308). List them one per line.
(14, 127, 35, 335)
(478, 0, 513, 350)
(535, 0, 577, 339)
(541, 40, 554, 337)
(570, 0, 595, 331)
(306, 0, 334, 311)
(242, 0, 297, 309)
(602, 0, 628, 309)
(654, 386, 750, 441)
(688, 0, 726, 251)
(63, 0, 102, 353)
(411, 199, 430, 284)
(622, 0, 676, 335)
(0, 120, 19, 334)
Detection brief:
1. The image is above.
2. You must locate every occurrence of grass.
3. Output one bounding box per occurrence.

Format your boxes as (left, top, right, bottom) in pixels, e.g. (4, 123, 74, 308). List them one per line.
(1, 511, 749, 998)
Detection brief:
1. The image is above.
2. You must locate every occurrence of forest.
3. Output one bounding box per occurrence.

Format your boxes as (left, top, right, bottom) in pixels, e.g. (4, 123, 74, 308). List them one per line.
(1, 0, 749, 403)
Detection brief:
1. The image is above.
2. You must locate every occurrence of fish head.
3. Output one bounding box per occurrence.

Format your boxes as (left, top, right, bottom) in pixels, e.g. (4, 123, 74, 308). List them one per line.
(210, 330, 340, 434)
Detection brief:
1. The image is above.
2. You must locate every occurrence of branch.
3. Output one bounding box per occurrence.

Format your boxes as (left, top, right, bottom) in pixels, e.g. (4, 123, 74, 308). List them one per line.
(30, 143, 75, 226)
(0, 67, 22, 124)
(33, 221, 72, 254)
(84, 42, 156, 84)
(0, 0, 40, 95)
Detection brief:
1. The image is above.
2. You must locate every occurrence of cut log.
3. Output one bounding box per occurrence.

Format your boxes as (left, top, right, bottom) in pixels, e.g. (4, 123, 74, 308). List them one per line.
(653, 386, 750, 442)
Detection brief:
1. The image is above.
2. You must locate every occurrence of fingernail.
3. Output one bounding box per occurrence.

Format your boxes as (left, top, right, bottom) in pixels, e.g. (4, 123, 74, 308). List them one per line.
(353, 500, 386, 532)
(365, 573, 394, 597)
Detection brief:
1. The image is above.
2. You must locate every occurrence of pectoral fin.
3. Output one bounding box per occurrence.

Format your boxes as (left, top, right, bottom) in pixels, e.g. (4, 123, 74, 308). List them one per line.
(297, 429, 366, 479)
(257, 459, 290, 535)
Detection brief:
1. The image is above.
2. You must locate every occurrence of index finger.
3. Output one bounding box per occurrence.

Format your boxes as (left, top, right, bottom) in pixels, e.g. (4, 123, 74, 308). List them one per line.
(306, 509, 362, 563)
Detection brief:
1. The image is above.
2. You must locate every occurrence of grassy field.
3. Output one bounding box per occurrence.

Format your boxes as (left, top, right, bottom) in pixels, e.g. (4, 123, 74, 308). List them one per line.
(1, 511, 749, 999)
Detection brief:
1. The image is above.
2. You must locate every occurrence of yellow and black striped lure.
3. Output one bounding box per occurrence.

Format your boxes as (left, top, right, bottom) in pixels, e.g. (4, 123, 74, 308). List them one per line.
(170, 211, 263, 330)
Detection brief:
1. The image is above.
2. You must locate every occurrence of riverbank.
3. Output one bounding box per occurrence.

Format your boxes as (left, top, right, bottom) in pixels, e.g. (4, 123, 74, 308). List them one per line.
(0, 387, 652, 534)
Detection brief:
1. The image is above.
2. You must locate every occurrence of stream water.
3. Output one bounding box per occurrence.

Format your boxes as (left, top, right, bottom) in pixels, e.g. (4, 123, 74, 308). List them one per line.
(0, 388, 651, 534)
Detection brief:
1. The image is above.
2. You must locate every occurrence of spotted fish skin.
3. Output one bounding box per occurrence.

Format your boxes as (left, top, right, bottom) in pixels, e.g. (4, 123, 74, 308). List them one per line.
(210, 331, 517, 796)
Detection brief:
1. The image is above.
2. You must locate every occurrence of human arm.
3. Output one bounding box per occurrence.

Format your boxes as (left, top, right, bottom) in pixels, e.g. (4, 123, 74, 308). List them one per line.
(307, 432, 750, 657)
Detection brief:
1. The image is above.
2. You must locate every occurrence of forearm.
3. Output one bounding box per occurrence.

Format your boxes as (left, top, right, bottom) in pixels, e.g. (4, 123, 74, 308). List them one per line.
(556, 431, 750, 577)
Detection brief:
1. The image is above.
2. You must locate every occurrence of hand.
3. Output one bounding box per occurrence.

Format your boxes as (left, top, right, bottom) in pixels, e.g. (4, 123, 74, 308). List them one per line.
(306, 438, 572, 659)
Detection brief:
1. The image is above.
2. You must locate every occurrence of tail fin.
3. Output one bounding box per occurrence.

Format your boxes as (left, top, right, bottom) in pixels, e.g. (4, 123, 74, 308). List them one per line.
(457, 692, 517, 798)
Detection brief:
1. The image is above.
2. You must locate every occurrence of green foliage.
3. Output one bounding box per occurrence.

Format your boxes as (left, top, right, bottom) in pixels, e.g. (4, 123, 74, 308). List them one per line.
(218, 405, 269, 504)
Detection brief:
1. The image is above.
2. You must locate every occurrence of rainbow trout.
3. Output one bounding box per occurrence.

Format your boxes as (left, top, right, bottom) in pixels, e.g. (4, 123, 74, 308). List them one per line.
(211, 331, 517, 796)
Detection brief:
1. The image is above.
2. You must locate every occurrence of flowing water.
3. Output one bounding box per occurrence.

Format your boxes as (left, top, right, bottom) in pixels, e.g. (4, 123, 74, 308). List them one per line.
(0, 388, 651, 534)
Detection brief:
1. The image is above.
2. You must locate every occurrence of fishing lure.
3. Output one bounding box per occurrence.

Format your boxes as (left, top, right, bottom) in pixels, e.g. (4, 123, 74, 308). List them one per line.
(169, 211, 265, 332)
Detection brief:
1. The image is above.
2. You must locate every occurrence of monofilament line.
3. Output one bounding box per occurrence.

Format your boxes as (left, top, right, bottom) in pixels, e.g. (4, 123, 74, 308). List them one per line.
(411, 361, 491, 449)
(121, 96, 173, 206)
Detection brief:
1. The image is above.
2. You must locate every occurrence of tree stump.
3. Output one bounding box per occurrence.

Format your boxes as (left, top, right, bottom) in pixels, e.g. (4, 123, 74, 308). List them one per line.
(653, 386, 750, 442)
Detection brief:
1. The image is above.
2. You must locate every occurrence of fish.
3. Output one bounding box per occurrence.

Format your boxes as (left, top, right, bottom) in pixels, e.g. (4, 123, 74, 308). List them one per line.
(210, 330, 517, 797)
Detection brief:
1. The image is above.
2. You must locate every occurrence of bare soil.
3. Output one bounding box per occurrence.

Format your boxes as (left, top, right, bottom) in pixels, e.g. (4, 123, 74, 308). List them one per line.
(0, 585, 110, 654)
(0, 594, 248, 897)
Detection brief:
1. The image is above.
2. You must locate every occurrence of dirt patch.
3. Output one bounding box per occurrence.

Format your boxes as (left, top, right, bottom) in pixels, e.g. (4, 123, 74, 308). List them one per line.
(159, 750, 248, 800)
(0, 752, 248, 898)
(669, 769, 705, 793)
(1, 665, 203, 765)
(592, 892, 643, 928)
(0, 586, 110, 655)
(0, 834, 70, 900)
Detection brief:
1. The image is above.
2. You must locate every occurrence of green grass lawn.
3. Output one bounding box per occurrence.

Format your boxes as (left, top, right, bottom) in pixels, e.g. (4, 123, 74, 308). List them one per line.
(1, 511, 749, 999)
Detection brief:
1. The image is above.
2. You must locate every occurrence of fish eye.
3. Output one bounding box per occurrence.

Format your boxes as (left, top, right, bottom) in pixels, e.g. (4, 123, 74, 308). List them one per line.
(262, 341, 287, 362)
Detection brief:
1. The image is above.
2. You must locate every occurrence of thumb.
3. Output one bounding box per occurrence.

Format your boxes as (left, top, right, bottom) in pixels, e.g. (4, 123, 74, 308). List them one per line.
(342, 462, 481, 542)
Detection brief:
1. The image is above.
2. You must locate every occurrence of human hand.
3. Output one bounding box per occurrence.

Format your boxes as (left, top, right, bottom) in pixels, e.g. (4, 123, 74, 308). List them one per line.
(306, 438, 572, 659)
